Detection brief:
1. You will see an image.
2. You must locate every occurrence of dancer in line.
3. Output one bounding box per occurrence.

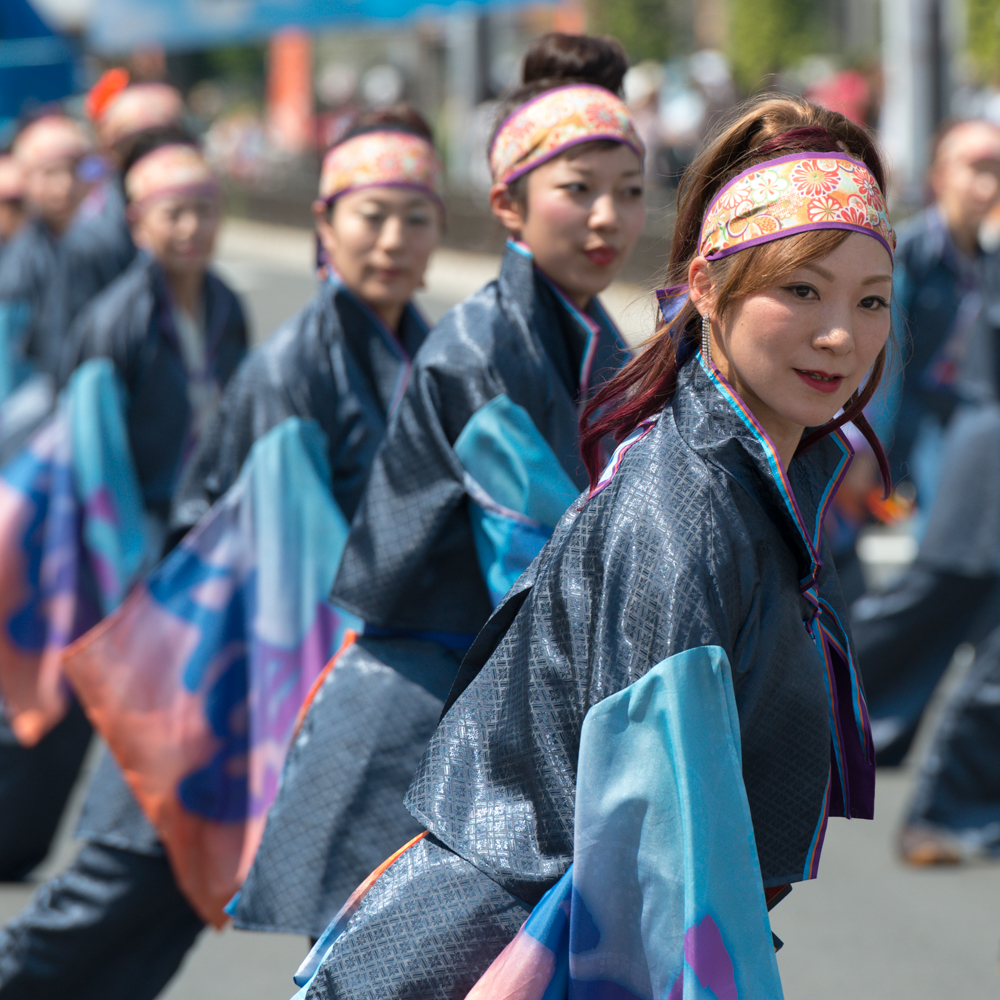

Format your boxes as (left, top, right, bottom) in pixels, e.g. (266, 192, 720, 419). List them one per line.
(297, 95, 892, 999)
(0, 115, 97, 884)
(850, 120, 1000, 766)
(58, 104, 444, 936)
(0, 138, 246, 1000)
(0, 156, 25, 258)
(0, 114, 93, 395)
(233, 32, 644, 947)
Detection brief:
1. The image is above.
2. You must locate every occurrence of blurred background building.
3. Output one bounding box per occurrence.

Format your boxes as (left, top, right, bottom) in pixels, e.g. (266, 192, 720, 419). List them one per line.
(8, 0, 1000, 249)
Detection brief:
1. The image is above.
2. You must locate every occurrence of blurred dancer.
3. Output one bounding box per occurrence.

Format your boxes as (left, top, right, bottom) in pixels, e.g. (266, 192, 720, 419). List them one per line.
(0, 138, 246, 1000)
(295, 95, 891, 1000)
(232, 33, 643, 948)
(893, 247, 1000, 862)
(68, 75, 186, 322)
(887, 119, 1000, 504)
(56, 104, 443, 935)
(0, 115, 92, 395)
(0, 116, 95, 884)
(0, 157, 25, 256)
(853, 121, 1000, 765)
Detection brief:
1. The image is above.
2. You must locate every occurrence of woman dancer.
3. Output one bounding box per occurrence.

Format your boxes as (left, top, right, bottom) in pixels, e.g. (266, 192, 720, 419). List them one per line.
(0, 136, 246, 1000)
(297, 95, 893, 998)
(171, 104, 441, 542)
(232, 32, 645, 944)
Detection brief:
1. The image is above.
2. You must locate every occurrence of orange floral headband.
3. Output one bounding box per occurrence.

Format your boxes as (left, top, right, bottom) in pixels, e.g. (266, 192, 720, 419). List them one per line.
(319, 130, 443, 204)
(489, 84, 644, 185)
(699, 152, 895, 261)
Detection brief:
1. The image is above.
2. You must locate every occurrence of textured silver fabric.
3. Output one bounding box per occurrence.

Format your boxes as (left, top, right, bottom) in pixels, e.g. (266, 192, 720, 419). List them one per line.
(233, 637, 460, 937)
(306, 837, 528, 1000)
(407, 358, 854, 900)
(309, 357, 858, 996)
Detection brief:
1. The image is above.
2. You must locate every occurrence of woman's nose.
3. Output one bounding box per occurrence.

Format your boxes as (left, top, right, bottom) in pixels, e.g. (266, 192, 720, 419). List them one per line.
(589, 192, 618, 231)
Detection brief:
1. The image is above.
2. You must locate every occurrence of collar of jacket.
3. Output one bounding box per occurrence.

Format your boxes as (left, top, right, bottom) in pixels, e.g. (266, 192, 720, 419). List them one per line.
(672, 353, 853, 600)
(321, 270, 429, 417)
(497, 238, 624, 402)
(144, 253, 235, 371)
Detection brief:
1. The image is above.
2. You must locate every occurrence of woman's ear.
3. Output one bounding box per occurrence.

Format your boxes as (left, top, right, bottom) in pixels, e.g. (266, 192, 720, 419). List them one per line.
(688, 255, 714, 318)
(314, 198, 337, 264)
(489, 183, 524, 236)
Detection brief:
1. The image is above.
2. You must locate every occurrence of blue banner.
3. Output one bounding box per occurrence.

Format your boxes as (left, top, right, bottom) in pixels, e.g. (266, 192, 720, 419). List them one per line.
(89, 0, 546, 54)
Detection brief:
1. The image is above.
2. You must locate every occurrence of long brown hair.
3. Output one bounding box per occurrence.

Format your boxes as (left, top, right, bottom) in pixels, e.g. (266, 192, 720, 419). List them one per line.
(580, 95, 894, 493)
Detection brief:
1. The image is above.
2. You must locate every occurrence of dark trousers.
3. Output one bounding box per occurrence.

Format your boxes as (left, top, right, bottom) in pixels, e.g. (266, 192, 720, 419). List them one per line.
(852, 564, 1000, 765)
(0, 840, 204, 999)
(0, 701, 92, 880)
(907, 621, 1000, 847)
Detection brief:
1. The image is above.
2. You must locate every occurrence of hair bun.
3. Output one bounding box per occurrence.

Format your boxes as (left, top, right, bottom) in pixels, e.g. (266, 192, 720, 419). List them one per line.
(521, 33, 629, 95)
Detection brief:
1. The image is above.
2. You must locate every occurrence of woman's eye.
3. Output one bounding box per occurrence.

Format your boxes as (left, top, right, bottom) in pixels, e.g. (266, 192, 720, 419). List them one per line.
(406, 214, 431, 226)
(562, 182, 587, 194)
(785, 283, 818, 299)
(362, 213, 385, 225)
(860, 295, 889, 310)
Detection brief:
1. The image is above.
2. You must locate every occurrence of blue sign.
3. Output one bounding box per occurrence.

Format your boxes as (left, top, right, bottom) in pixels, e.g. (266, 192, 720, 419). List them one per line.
(89, 0, 541, 53)
(0, 0, 75, 120)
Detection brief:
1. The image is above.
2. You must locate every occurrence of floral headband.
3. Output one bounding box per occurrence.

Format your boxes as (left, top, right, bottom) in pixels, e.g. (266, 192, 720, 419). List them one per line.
(699, 152, 895, 262)
(489, 83, 644, 185)
(319, 130, 443, 205)
(125, 144, 220, 211)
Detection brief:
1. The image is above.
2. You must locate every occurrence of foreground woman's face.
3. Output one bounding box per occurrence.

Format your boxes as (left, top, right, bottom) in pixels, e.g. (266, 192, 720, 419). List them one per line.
(710, 232, 892, 461)
(318, 186, 441, 322)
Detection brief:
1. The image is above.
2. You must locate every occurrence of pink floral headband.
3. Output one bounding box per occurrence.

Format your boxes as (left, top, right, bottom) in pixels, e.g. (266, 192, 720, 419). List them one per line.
(319, 130, 443, 204)
(125, 144, 220, 212)
(489, 83, 644, 185)
(699, 152, 895, 261)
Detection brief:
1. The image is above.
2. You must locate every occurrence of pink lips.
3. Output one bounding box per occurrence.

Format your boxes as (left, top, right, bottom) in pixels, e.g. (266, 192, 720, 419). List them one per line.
(584, 246, 618, 267)
(794, 368, 844, 395)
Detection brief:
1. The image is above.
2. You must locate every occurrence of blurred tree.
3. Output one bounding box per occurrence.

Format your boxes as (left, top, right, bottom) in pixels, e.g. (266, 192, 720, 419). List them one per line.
(727, 0, 829, 92)
(585, 0, 674, 62)
(967, 0, 1000, 82)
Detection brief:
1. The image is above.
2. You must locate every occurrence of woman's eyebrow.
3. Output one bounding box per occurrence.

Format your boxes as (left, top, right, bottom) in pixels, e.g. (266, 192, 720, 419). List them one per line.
(802, 263, 892, 286)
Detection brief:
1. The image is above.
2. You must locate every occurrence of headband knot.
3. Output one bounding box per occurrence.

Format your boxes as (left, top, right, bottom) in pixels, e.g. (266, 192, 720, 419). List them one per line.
(489, 83, 644, 186)
(319, 130, 443, 204)
(699, 152, 895, 261)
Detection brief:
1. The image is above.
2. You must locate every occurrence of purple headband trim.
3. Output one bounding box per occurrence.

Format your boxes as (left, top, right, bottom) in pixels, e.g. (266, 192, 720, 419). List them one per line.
(322, 179, 444, 209)
(500, 132, 644, 186)
(705, 220, 894, 261)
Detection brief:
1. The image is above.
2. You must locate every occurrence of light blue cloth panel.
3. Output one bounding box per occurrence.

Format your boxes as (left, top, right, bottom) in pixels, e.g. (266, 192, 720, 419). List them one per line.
(67, 358, 151, 612)
(454, 393, 579, 607)
(567, 644, 783, 998)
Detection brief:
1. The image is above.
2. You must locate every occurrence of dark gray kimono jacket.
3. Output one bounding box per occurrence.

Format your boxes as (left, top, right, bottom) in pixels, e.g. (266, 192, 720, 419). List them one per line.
(303, 355, 875, 999)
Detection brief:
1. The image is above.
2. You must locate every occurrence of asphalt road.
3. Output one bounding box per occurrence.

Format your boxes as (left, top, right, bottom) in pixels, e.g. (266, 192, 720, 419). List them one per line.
(1, 219, 997, 999)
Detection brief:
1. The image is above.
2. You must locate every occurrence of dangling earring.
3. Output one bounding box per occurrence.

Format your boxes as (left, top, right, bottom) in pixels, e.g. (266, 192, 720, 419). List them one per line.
(701, 313, 712, 366)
